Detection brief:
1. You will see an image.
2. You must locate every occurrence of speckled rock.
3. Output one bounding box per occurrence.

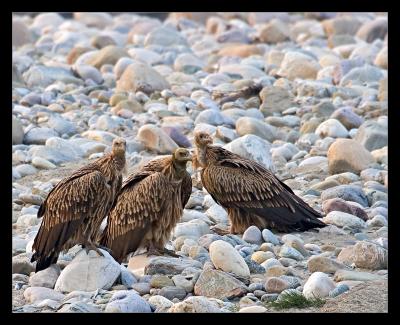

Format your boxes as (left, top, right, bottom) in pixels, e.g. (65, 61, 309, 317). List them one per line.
(209, 240, 250, 278)
(136, 124, 178, 154)
(116, 61, 170, 95)
(194, 269, 248, 299)
(327, 139, 374, 174)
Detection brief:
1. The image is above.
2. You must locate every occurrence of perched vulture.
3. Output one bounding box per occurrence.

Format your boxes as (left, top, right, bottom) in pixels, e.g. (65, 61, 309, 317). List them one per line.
(31, 138, 127, 272)
(100, 148, 192, 263)
(193, 131, 326, 233)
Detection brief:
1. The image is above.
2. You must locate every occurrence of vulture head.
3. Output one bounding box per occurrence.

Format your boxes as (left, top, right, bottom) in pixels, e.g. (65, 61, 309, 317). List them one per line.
(173, 148, 192, 164)
(112, 137, 126, 156)
(194, 131, 213, 148)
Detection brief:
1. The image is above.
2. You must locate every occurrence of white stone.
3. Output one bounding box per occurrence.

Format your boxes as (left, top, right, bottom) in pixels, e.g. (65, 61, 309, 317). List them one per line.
(209, 240, 250, 278)
(323, 211, 366, 230)
(205, 204, 228, 224)
(242, 226, 263, 244)
(174, 219, 211, 239)
(224, 134, 275, 172)
(239, 306, 267, 313)
(148, 295, 174, 312)
(303, 272, 336, 299)
(168, 296, 221, 313)
(315, 119, 349, 138)
(261, 229, 280, 245)
(32, 156, 57, 169)
(29, 264, 60, 288)
(24, 287, 65, 303)
(54, 249, 121, 293)
(17, 214, 41, 227)
(105, 290, 151, 313)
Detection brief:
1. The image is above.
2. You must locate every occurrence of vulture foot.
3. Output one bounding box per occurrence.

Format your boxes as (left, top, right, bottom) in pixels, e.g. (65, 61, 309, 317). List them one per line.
(83, 242, 104, 257)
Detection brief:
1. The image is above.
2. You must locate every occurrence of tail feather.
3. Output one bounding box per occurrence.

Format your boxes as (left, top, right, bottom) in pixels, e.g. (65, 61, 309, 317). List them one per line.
(246, 202, 326, 233)
(101, 224, 150, 263)
(31, 251, 59, 272)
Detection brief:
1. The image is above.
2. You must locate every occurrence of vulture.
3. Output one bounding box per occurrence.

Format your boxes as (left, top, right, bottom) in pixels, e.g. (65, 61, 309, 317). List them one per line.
(31, 137, 127, 272)
(100, 148, 192, 263)
(193, 131, 326, 233)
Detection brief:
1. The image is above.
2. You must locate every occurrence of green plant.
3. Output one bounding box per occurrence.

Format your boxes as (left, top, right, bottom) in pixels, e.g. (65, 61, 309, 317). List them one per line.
(266, 291, 326, 310)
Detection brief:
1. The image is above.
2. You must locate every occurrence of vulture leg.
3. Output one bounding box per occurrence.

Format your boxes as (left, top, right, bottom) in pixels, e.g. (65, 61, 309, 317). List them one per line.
(159, 247, 180, 258)
(95, 244, 113, 255)
(83, 240, 104, 257)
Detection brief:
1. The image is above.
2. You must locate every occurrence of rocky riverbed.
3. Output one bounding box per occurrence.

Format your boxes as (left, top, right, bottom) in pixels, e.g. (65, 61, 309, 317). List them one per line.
(12, 12, 388, 313)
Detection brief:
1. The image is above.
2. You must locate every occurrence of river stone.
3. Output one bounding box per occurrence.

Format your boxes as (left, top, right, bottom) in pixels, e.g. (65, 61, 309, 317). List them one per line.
(13, 116, 24, 145)
(105, 290, 152, 313)
(29, 264, 61, 288)
(236, 117, 276, 142)
(54, 249, 121, 293)
(224, 134, 274, 171)
(24, 287, 65, 304)
(354, 120, 388, 151)
(265, 277, 290, 294)
(333, 269, 384, 282)
(23, 65, 79, 88)
(23, 127, 59, 145)
(144, 26, 189, 47)
(303, 272, 336, 299)
(242, 226, 263, 245)
(323, 211, 366, 230)
(356, 17, 388, 43)
(168, 296, 221, 313)
(117, 61, 170, 95)
(209, 240, 250, 278)
(148, 295, 174, 312)
(145, 257, 202, 275)
(307, 256, 347, 274)
(321, 185, 368, 207)
(322, 198, 368, 221)
(86, 45, 128, 69)
(349, 241, 387, 270)
(315, 119, 349, 138)
(194, 269, 248, 299)
(259, 86, 296, 116)
(136, 124, 178, 154)
(327, 139, 374, 174)
(174, 219, 211, 239)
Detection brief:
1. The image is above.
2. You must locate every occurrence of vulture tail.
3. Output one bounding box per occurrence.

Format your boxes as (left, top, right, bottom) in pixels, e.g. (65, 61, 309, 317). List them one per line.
(247, 200, 326, 233)
(100, 224, 151, 264)
(31, 251, 59, 272)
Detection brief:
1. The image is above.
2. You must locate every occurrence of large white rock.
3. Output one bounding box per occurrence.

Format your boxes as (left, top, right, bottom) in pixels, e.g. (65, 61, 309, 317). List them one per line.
(224, 134, 275, 172)
(54, 249, 121, 293)
(323, 211, 366, 230)
(209, 240, 250, 278)
(136, 124, 178, 154)
(315, 119, 349, 138)
(105, 290, 151, 313)
(303, 272, 336, 299)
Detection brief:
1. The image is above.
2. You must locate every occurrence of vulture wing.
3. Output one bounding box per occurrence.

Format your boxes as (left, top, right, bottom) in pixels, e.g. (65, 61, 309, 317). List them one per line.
(181, 172, 192, 209)
(201, 151, 325, 231)
(101, 171, 173, 263)
(32, 167, 110, 271)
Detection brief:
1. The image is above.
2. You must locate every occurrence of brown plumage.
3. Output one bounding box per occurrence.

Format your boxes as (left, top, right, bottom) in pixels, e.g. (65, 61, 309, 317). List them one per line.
(100, 148, 192, 263)
(193, 131, 326, 233)
(31, 137, 126, 272)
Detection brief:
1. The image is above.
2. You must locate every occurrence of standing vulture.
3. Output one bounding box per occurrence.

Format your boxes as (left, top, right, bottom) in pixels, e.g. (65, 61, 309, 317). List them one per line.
(31, 138, 127, 272)
(100, 148, 192, 263)
(193, 131, 326, 233)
